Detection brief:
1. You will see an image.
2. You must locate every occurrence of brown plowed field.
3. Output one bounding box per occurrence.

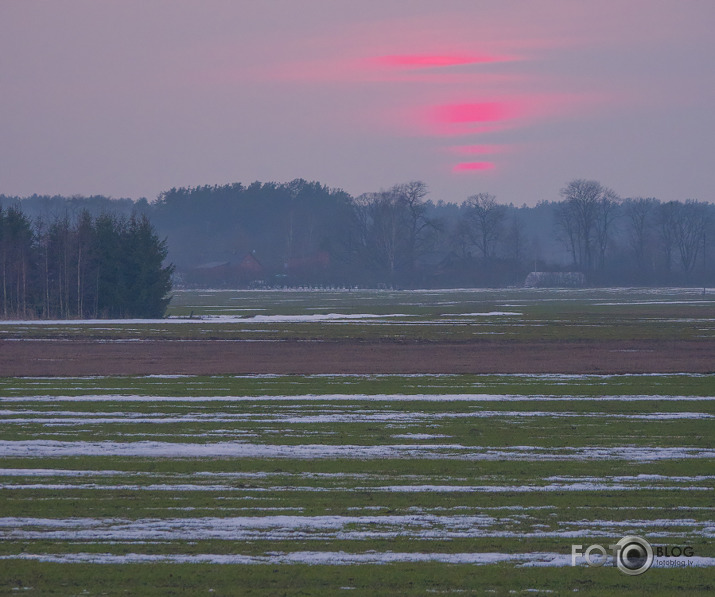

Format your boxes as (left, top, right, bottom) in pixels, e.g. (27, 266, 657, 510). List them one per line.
(1, 338, 713, 376)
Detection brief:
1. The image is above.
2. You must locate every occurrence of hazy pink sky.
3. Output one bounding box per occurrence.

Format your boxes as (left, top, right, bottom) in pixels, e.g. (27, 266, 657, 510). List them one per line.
(1, 1, 714, 205)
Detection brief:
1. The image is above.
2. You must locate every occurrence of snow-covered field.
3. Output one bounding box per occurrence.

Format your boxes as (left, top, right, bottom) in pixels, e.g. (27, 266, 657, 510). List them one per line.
(1, 373, 712, 572)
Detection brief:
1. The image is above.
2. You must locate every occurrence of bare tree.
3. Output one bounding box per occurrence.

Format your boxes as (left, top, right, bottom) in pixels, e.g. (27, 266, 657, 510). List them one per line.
(594, 187, 620, 270)
(555, 179, 617, 272)
(625, 197, 658, 272)
(392, 181, 433, 276)
(504, 212, 526, 263)
(675, 200, 709, 275)
(464, 193, 506, 260)
(452, 217, 473, 260)
(351, 182, 434, 283)
(656, 200, 710, 277)
(657, 201, 679, 273)
(554, 199, 580, 267)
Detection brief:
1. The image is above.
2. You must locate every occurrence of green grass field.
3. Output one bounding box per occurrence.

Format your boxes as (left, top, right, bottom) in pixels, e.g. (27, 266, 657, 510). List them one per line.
(0, 287, 713, 341)
(0, 289, 713, 595)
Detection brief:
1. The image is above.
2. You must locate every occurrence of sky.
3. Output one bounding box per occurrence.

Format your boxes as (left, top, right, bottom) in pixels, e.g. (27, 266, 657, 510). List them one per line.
(1, 0, 714, 206)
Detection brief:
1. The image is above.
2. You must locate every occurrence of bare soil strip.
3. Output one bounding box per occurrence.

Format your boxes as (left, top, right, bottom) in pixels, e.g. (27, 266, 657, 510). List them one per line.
(1, 339, 713, 376)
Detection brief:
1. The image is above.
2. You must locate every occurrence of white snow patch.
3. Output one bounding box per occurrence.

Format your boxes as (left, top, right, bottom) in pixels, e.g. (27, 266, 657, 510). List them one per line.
(446, 312, 522, 317)
(3, 393, 713, 404)
(391, 434, 451, 440)
(1, 440, 713, 461)
(3, 514, 709, 542)
(0, 313, 415, 326)
(0, 551, 570, 566)
(1, 550, 713, 567)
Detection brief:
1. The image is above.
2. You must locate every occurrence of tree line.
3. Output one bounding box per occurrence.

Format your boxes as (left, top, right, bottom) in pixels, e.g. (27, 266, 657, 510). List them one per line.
(552, 180, 711, 284)
(3, 177, 714, 291)
(0, 207, 173, 319)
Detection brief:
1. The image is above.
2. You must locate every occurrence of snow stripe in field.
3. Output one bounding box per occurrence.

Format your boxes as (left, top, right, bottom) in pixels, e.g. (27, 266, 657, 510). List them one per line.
(0, 551, 569, 565)
(3, 394, 714, 403)
(3, 410, 712, 425)
(0, 440, 713, 461)
(0, 313, 415, 325)
(446, 312, 521, 317)
(2, 515, 711, 541)
(2, 482, 712, 493)
(2, 551, 713, 567)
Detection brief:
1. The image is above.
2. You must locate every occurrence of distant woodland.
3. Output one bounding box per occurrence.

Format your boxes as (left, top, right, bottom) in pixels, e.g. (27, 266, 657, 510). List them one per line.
(2, 178, 714, 311)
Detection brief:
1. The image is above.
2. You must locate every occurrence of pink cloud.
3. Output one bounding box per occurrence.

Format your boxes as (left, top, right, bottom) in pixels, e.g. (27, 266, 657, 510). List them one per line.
(404, 100, 521, 137)
(453, 162, 495, 172)
(242, 23, 604, 177)
(263, 55, 519, 85)
(369, 53, 512, 69)
(432, 102, 515, 123)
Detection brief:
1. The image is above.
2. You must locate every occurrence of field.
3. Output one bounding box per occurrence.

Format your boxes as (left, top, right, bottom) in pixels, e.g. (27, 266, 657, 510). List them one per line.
(0, 288, 713, 595)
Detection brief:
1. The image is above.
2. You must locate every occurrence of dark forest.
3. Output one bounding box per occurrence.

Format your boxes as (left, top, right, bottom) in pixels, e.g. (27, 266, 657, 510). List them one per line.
(0, 208, 172, 319)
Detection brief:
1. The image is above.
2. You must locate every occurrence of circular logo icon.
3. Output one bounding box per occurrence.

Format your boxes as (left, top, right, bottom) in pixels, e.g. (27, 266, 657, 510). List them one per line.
(615, 536, 653, 575)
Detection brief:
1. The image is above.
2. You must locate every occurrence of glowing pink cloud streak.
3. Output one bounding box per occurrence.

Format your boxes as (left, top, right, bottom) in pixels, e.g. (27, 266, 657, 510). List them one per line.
(402, 100, 522, 138)
(264, 56, 518, 85)
(259, 37, 595, 177)
(432, 102, 514, 123)
(370, 53, 510, 68)
(453, 162, 495, 172)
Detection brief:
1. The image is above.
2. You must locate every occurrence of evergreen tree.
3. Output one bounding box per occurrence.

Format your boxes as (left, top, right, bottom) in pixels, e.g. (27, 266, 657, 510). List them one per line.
(94, 213, 124, 317)
(0, 206, 35, 318)
(123, 214, 174, 318)
(0, 209, 174, 320)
